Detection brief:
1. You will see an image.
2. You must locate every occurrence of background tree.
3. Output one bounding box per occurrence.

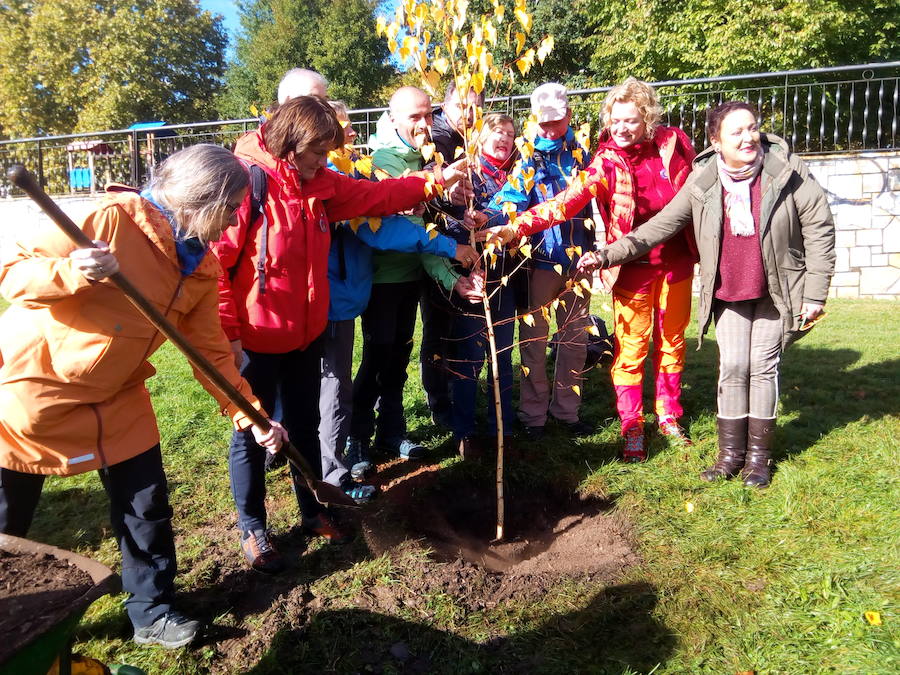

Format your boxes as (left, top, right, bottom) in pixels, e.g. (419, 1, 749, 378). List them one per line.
(581, 0, 900, 83)
(219, 0, 396, 116)
(0, 0, 226, 138)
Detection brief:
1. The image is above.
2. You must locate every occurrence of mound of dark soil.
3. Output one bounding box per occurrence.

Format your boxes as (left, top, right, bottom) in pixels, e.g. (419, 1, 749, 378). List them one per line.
(0, 549, 93, 663)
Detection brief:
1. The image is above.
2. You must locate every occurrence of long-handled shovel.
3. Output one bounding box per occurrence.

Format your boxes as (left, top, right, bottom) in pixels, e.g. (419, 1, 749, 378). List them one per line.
(8, 165, 358, 509)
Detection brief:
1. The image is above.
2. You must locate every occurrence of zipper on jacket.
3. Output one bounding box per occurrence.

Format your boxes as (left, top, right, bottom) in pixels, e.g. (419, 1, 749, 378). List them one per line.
(137, 277, 185, 364)
(90, 404, 110, 469)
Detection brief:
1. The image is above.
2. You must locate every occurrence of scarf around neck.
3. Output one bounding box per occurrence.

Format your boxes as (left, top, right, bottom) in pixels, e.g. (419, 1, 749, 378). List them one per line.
(140, 189, 208, 276)
(716, 153, 763, 237)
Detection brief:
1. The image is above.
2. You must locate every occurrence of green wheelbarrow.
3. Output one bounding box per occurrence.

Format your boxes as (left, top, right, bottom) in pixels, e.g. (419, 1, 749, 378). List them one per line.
(0, 534, 119, 675)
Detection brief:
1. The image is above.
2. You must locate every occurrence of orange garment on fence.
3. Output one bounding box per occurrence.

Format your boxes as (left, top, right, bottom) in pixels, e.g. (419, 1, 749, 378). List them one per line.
(0, 192, 264, 476)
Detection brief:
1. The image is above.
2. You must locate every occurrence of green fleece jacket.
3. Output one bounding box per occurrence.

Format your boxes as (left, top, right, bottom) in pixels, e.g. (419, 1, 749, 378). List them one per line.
(369, 112, 460, 289)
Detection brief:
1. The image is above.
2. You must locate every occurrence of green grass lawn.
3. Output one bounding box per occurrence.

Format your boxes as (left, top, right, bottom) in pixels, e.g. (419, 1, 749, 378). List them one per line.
(3, 296, 898, 674)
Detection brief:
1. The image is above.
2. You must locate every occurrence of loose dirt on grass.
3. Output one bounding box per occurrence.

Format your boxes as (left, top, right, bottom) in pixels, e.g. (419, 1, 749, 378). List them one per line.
(0, 549, 94, 662)
(183, 455, 638, 673)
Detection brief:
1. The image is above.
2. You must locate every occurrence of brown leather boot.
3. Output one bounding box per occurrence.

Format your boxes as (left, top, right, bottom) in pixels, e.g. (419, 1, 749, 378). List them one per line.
(700, 416, 748, 481)
(742, 417, 776, 488)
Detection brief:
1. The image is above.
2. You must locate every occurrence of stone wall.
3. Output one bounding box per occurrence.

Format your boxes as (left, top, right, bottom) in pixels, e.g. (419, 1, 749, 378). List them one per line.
(807, 151, 900, 299)
(1, 151, 899, 299)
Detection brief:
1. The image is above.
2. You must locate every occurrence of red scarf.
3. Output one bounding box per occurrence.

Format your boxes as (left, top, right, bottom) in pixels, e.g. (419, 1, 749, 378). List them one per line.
(480, 152, 512, 184)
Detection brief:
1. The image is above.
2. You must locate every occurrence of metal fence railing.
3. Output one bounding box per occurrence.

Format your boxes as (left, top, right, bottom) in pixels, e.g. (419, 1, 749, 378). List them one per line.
(1, 61, 897, 197)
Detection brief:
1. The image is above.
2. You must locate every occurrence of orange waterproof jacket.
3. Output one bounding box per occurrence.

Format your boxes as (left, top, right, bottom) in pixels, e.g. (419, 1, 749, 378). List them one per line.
(0, 191, 265, 476)
(215, 128, 436, 354)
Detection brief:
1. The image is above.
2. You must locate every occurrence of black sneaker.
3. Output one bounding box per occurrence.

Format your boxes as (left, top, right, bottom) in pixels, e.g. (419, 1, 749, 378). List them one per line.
(240, 528, 285, 574)
(551, 417, 594, 436)
(344, 437, 373, 480)
(522, 425, 545, 441)
(341, 477, 378, 504)
(133, 611, 201, 649)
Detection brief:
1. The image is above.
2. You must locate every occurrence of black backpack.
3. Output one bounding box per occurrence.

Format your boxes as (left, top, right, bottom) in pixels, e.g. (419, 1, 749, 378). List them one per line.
(228, 163, 269, 294)
(549, 314, 614, 369)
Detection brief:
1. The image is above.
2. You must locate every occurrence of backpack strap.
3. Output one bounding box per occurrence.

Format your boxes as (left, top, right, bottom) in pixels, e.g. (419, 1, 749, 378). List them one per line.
(229, 164, 270, 292)
(249, 164, 269, 295)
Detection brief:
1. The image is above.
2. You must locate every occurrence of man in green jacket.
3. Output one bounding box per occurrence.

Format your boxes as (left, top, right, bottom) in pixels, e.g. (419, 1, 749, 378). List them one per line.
(348, 86, 479, 463)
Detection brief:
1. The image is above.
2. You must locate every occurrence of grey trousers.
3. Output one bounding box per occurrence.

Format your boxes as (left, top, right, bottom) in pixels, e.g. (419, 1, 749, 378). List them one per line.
(318, 319, 355, 487)
(714, 296, 783, 419)
(518, 267, 590, 427)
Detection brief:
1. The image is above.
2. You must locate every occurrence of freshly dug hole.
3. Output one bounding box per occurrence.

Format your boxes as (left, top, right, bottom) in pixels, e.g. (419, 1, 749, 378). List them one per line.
(363, 464, 638, 598)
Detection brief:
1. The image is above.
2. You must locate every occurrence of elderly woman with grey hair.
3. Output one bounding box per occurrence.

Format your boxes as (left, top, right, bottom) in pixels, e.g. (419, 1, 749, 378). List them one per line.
(0, 144, 286, 648)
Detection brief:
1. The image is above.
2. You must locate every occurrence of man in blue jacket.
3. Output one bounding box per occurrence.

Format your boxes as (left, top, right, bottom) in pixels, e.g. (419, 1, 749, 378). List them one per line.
(489, 83, 594, 439)
(318, 101, 475, 491)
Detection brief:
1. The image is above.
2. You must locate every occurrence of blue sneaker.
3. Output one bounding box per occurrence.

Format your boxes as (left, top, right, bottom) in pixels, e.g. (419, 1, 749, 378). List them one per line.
(344, 437, 373, 480)
(379, 437, 426, 460)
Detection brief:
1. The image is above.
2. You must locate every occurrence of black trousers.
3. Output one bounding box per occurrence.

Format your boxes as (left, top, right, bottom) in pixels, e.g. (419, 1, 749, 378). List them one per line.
(351, 280, 421, 444)
(0, 445, 177, 629)
(228, 344, 324, 532)
(419, 276, 455, 423)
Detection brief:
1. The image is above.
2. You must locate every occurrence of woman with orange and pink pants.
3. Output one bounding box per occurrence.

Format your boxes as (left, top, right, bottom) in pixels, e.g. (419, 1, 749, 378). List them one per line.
(492, 78, 697, 461)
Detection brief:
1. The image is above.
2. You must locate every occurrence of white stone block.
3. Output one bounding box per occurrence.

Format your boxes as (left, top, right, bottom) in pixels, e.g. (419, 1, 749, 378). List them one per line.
(863, 172, 887, 193)
(830, 271, 860, 287)
(884, 221, 900, 254)
(891, 253, 900, 268)
(835, 247, 850, 272)
(836, 286, 860, 298)
(873, 191, 900, 215)
(832, 202, 872, 229)
(856, 229, 883, 246)
(828, 174, 863, 199)
(849, 247, 871, 268)
(873, 294, 900, 301)
(835, 230, 855, 247)
(872, 254, 888, 266)
(860, 266, 900, 295)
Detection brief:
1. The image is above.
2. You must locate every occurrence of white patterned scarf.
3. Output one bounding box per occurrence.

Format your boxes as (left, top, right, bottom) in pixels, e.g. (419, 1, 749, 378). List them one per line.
(717, 153, 763, 237)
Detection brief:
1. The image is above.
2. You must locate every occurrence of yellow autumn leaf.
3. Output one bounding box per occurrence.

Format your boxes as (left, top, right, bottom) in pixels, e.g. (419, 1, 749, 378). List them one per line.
(572, 147, 583, 164)
(583, 217, 594, 230)
(388, 37, 398, 54)
(501, 275, 509, 286)
(537, 35, 555, 63)
(514, 31, 526, 55)
(521, 364, 530, 377)
(551, 298, 559, 310)
(328, 150, 353, 175)
(514, 8, 532, 32)
(571, 385, 581, 396)
(484, 20, 497, 45)
(353, 155, 374, 178)
(433, 57, 450, 74)
(368, 217, 382, 233)
(519, 242, 532, 258)
(522, 313, 535, 327)
(553, 264, 563, 276)
(685, 502, 695, 513)
(421, 142, 436, 162)
(585, 324, 600, 336)
(864, 611, 882, 626)
(375, 16, 386, 36)
(515, 49, 535, 76)
(471, 71, 485, 95)
(572, 284, 584, 298)
(425, 222, 438, 233)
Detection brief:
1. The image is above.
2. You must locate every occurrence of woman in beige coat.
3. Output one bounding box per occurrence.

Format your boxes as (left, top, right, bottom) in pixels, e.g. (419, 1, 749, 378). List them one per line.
(578, 101, 835, 487)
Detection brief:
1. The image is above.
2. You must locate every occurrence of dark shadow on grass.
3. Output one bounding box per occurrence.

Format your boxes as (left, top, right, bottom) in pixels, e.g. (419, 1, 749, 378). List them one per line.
(29, 485, 111, 552)
(245, 581, 672, 674)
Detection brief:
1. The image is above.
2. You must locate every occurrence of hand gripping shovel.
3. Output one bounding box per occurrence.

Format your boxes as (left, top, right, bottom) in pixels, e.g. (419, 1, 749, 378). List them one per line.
(8, 165, 358, 509)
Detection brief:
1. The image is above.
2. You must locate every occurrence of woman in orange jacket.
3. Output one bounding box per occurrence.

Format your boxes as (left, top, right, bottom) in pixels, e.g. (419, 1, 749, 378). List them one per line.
(0, 144, 286, 649)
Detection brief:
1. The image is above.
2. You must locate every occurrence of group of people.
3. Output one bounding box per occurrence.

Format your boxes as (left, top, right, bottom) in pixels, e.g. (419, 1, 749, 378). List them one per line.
(0, 66, 835, 649)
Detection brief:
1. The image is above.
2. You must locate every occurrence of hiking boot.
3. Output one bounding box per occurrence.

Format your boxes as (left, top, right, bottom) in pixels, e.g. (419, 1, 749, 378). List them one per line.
(659, 416, 692, 445)
(622, 427, 647, 463)
(741, 417, 776, 488)
(344, 437, 373, 480)
(379, 437, 426, 460)
(133, 611, 201, 649)
(240, 528, 285, 574)
(303, 512, 353, 545)
(700, 417, 748, 482)
(522, 425, 545, 441)
(340, 477, 378, 504)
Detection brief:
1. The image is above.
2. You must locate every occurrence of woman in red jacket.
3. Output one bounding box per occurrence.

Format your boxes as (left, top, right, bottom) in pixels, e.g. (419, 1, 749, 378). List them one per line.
(482, 79, 697, 462)
(212, 96, 470, 573)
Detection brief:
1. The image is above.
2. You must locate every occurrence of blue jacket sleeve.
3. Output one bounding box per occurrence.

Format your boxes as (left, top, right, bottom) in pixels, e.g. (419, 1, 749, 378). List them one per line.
(350, 215, 457, 258)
